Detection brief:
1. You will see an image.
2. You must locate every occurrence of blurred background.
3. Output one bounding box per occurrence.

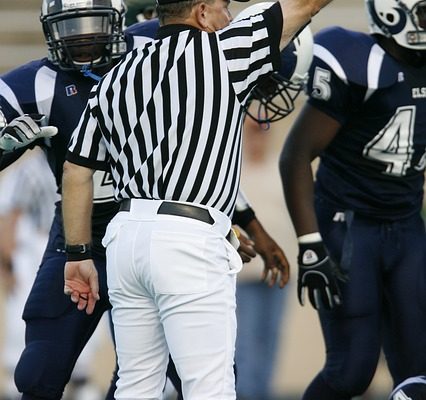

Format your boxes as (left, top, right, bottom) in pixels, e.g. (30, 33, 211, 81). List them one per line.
(0, 0, 393, 399)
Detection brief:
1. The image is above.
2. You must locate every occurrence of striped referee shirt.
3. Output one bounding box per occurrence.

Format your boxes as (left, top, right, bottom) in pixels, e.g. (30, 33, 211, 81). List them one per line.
(67, 3, 282, 217)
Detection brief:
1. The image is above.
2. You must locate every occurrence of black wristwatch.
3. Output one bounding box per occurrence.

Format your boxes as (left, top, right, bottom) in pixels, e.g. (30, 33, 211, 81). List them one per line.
(65, 243, 92, 261)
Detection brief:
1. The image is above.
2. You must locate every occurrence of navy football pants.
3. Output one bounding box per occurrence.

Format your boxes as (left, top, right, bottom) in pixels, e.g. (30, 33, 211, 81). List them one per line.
(14, 216, 182, 400)
(302, 201, 426, 400)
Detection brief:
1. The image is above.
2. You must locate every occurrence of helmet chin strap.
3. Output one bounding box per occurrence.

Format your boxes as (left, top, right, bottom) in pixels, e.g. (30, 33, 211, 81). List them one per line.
(80, 64, 102, 82)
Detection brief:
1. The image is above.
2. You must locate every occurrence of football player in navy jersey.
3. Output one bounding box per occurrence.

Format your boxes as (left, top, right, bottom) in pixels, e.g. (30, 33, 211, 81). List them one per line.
(279, 0, 426, 399)
(0, 1, 299, 398)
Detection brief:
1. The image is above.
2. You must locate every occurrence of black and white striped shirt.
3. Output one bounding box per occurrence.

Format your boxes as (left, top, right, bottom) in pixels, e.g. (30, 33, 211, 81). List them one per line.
(67, 3, 282, 217)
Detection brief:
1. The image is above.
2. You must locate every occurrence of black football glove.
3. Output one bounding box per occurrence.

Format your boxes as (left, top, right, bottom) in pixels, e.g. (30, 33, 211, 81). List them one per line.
(0, 114, 57, 152)
(298, 240, 347, 310)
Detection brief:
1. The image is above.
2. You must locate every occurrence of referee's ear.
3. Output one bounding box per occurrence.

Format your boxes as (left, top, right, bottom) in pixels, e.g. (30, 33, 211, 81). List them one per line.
(195, 2, 212, 32)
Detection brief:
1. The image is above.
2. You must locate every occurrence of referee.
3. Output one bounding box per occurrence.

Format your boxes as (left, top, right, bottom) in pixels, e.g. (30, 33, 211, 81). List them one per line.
(62, 0, 333, 398)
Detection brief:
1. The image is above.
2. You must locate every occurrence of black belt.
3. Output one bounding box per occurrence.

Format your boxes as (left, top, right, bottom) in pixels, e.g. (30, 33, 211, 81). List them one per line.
(119, 199, 215, 225)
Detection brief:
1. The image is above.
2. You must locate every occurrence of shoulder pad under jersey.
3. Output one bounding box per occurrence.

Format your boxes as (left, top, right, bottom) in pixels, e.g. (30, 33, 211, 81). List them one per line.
(0, 58, 56, 116)
(124, 19, 159, 51)
(313, 26, 400, 89)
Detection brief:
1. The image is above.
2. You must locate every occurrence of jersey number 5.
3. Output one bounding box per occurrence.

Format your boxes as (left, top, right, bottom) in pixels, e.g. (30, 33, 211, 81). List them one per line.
(363, 106, 416, 177)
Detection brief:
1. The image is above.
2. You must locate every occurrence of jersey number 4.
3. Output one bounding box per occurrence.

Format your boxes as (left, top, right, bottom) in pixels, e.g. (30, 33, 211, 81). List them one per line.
(363, 106, 416, 177)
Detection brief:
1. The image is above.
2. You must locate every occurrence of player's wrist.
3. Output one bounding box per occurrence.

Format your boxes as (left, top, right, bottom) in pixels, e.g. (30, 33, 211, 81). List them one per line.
(65, 243, 92, 261)
(232, 206, 256, 229)
(297, 234, 327, 266)
(297, 232, 322, 243)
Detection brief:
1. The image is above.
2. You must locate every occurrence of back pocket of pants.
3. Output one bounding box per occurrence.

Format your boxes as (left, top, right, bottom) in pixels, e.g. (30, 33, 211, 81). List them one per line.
(150, 231, 208, 294)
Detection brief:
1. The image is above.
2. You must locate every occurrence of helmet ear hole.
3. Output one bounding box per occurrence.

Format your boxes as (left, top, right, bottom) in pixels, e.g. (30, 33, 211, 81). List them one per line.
(386, 12, 395, 23)
(365, 0, 426, 50)
(40, 0, 127, 71)
(234, 2, 313, 124)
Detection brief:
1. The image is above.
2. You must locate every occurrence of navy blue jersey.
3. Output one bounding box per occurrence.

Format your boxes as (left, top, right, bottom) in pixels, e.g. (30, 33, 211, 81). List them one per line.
(307, 27, 426, 220)
(0, 24, 158, 255)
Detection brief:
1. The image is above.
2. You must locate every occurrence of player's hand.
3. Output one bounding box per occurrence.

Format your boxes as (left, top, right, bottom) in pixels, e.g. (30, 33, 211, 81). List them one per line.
(64, 259, 100, 315)
(242, 218, 290, 288)
(255, 234, 290, 289)
(0, 114, 58, 151)
(298, 240, 347, 310)
(235, 227, 257, 263)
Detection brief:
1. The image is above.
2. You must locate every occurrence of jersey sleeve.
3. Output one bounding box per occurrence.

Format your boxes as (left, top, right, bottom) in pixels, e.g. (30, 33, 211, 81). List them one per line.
(0, 79, 23, 123)
(218, 2, 282, 105)
(306, 45, 366, 125)
(305, 27, 376, 124)
(66, 87, 109, 171)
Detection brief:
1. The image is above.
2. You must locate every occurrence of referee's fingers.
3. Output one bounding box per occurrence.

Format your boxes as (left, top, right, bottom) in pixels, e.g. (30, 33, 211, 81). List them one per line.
(85, 293, 98, 315)
(89, 272, 100, 299)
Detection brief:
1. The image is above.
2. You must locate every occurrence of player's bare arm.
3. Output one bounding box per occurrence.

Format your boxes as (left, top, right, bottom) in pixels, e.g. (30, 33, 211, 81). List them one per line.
(279, 103, 340, 236)
(279, 103, 346, 309)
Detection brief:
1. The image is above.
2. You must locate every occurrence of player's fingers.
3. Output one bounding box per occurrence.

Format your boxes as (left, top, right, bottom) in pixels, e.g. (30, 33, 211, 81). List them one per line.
(239, 252, 253, 263)
(39, 126, 58, 138)
(324, 286, 334, 308)
(308, 288, 320, 310)
(297, 285, 305, 306)
(279, 272, 288, 289)
(274, 260, 290, 289)
(267, 267, 279, 287)
(0, 133, 20, 144)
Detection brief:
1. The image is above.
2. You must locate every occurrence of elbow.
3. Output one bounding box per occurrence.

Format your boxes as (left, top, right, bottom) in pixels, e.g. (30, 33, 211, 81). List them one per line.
(309, 0, 333, 17)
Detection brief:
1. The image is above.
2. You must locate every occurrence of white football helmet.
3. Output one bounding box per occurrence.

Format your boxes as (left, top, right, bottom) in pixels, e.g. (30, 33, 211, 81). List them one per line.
(234, 2, 313, 123)
(365, 0, 426, 50)
(40, 0, 127, 71)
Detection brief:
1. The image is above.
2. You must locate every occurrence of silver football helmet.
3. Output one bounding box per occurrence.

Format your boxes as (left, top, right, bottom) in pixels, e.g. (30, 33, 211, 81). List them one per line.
(40, 0, 127, 71)
(365, 0, 426, 50)
(235, 2, 313, 123)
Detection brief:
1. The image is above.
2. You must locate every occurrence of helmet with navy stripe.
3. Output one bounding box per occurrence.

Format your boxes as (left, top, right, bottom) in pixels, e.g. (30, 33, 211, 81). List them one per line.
(40, 0, 127, 71)
(365, 0, 426, 50)
(235, 2, 313, 123)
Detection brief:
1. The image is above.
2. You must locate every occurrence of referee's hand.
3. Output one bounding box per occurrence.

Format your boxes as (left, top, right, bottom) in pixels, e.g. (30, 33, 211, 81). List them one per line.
(0, 114, 58, 152)
(64, 260, 100, 315)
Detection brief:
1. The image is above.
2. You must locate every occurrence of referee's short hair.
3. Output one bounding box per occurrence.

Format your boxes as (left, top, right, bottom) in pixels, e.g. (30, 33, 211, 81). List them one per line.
(157, 0, 214, 24)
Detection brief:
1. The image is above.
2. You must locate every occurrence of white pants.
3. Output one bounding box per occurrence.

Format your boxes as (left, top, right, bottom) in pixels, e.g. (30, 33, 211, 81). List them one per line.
(103, 200, 242, 400)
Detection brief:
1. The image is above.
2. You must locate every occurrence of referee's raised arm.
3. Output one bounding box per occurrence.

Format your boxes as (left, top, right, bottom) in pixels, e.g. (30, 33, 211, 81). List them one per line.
(278, 0, 333, 49)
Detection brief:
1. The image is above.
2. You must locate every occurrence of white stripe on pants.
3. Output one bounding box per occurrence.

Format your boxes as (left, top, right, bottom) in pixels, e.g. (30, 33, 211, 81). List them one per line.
(103, 200, 242, 400)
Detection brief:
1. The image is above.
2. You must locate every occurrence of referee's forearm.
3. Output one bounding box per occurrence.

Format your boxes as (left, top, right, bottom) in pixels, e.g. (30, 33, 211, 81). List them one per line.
(62, 160, 94, 246)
